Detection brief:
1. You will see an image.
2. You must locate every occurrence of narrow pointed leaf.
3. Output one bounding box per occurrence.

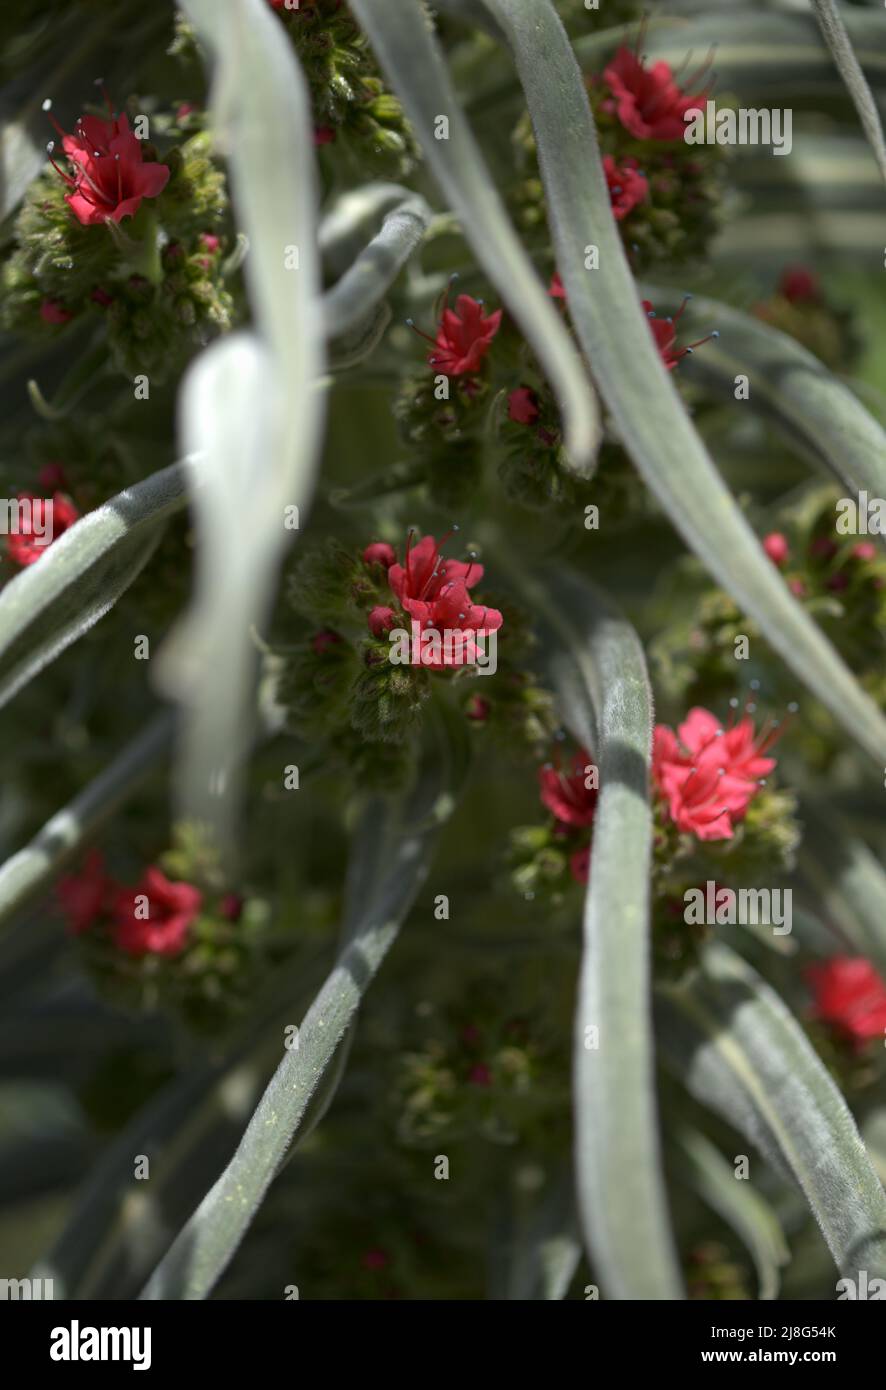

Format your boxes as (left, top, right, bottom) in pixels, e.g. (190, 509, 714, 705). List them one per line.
(658, 942, 886, 1279)
(349, 0, 600, 470)
(675, 1126, 789, 1301)
(473, 0, 886, 768)
(0, 461, 187, 710)
(811, 0, 886, 185)
(0, 712, 174, 932)
(643, 284, 886, 504)
(323, 194, 432, 338)
(140, 709, 469, 1300)
(798, 801, 886, 982)
(162, 0, 326, 853)
(503, 559, 682, 1300)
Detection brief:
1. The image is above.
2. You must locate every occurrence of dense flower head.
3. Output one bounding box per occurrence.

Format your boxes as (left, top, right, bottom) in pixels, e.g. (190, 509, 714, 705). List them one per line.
(383, 531, 503, 669)
(806, 956, 886, 1047)
(113, 866, 202, 957)
(603, 153, 648, 220)
(539, 748, 598, 829)
(47, 103, 169, 226)
(602, 46, 710, 141)
(653, 706, 780, 841)
(6, 491, 79, 567)
(57, 849, 111, 935)
(410, 292, 502, 377)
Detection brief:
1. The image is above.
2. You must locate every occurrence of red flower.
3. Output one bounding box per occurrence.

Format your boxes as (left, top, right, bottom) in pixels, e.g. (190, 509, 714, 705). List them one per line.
(763, 532, 789, 567)
(40, 298, 72, 325)
(6, 491, 79, 567)
(779, 266, 819, 305)
(468, 1062, 493, 1087)
(112, 866, 202, 958)
(47, 104, 169, 226)
(387, 532, 503, 670)
(311, 629, 342, 655)
(37, 462, 67, 490)
(409, 293, 502, 377)
(508, 386, 540, 425)
(643, 298, 717, 370)
(653, 706, 779, 841)
(361, 1248, 390, 1271)
(539, 748, 598, 828)
(806, 956, 886, 1048)
(810, 536, 838, 563)
(549, 272, 566, 300)
(313, 125, 336, 146)
(602, 46, 709, 141)
(465, 694, 490, 722)
(58, 849, 111, 935)
(362, 541, 396, 569)
(367, 604, 397, 637)
(603, 154, 648, 220)
(852, 542, 877, 563)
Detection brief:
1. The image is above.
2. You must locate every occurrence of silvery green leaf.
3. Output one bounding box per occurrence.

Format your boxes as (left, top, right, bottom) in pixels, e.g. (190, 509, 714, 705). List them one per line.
(658, 943, 886, 1280)
(811, 0, 886, 184)
(164, 0, 326, 853)
(349, 0, 600, 471)
(323, 194, 432, 338)
(642, 284, 886, 506)
(799, 801, 886, 982)
(472, 0, 886, 767)
(0, 713, 173, 933)
(500, 559, 682, 1300)
(141, 707, 469, 1300)
(675, 1126, 789, 1301)
(0, 462, 187, 710)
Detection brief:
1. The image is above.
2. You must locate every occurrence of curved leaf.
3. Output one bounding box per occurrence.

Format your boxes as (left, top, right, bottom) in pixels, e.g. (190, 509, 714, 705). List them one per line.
(811, 0, 886, 185)
(464, 12, 886, 115)
(642, 283, 886, 504)
(473, 0, 886, 768)
(658, 942, 886, 1280)
(140, 707, 469, 1300)
(675, 1126, 789, 1301)
(0, 713, 173, 932)
(502, 559, 682, 1300)
(349, 0, 600, 471)
(323, 193, 432, 338)
(798, 800, 886, 982)
(161, 0, 326, 855)
(0, 461, 187, 710)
